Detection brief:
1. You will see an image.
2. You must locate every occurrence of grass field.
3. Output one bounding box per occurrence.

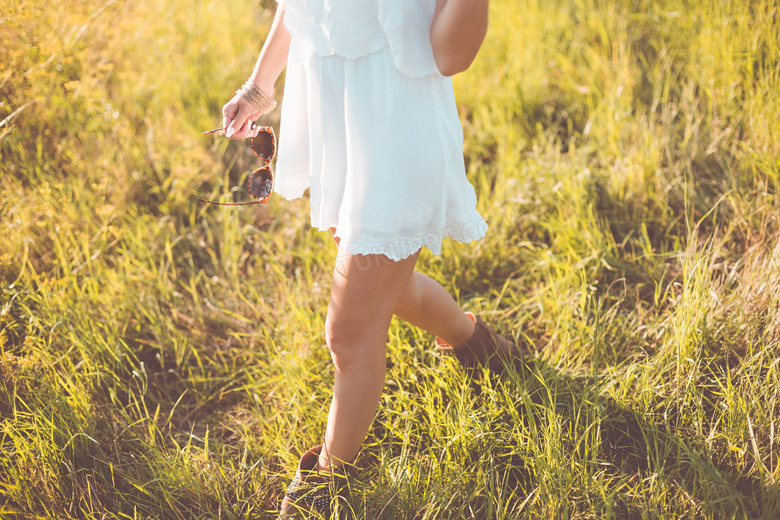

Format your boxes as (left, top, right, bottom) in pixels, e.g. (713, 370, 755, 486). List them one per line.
(2, 0, 779, 518)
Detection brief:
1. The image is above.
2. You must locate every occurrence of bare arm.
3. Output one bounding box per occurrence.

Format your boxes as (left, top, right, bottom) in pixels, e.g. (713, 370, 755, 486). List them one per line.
(223, 3, 292, 138)
(248, 3, 291, 96)
(430, 0, 489, 77)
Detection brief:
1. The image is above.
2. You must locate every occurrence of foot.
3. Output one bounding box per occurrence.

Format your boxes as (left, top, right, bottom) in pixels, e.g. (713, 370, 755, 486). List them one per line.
(278, 446, 332, 519)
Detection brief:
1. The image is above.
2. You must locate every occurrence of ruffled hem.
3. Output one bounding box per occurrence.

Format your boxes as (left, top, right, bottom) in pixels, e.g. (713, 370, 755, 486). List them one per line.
(273, 33, 486, 264)
(273, 184, 490, 261)
(325, 216, 489, 261)
(275, 176, 309, 201)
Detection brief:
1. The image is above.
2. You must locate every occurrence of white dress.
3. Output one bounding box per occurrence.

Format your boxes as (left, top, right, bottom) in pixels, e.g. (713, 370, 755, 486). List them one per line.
(274, 0, 488, 261)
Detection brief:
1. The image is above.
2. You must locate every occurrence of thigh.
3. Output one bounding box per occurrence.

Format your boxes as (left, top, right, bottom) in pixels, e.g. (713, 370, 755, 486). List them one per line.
(327, 247, 419, 342)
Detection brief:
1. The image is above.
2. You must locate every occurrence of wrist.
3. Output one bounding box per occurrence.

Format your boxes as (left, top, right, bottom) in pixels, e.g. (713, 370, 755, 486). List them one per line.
(250, 75, 276, 97)
(237, 78, 277, 115)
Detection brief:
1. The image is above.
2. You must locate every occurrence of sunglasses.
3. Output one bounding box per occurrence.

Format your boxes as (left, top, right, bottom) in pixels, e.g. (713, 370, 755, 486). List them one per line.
(198, 125, 276, 206)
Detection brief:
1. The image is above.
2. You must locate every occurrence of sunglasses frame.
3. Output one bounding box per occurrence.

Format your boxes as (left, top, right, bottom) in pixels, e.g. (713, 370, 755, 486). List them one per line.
(198, 125, 276, 206)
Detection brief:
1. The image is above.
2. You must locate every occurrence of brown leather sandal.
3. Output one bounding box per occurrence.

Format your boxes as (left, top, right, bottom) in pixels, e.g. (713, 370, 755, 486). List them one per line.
(436, 312, 526, 373)
(278, 445, 348, 520)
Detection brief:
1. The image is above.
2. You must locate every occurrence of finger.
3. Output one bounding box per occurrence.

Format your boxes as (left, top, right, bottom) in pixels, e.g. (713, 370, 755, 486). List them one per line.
(226, 101, 253, 138)
(246, 119, 263, 139)
(222, 101, 239, 135)
(224, 116, 252, 140)
(236, 119, 252, 139)
(233, 109, 265, 139)
(250, 120, 262, 138)
(247, 120, 261, 138)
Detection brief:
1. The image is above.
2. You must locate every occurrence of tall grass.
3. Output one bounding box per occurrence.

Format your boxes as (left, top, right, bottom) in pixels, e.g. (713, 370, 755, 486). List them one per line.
(1, 0, 779, 518)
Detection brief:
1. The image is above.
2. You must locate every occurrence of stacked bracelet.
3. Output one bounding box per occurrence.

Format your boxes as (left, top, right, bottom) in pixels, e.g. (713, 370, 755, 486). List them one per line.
(237, 79, 277, 114)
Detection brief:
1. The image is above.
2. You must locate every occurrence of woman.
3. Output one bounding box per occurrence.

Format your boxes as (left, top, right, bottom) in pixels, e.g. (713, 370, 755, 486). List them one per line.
(219, 0, 525, 516)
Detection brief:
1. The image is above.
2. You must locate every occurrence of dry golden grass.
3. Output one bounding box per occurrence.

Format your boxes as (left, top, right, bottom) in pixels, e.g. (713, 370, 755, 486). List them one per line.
(1, 0, 779, 518)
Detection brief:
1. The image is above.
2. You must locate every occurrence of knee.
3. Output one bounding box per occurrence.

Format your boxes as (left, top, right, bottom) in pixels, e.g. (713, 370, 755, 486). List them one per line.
(324, 315, 365, 371)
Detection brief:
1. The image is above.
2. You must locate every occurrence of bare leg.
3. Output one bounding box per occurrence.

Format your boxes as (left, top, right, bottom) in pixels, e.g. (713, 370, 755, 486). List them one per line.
(319, 248, 419, 471)
(328, 229, 476, 348)
(393, 271, 476, 346)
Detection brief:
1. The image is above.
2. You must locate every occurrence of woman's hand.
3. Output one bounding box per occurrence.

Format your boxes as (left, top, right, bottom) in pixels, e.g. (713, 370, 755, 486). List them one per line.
(219, 2, 291, 140)
(222, 94, 263, 139)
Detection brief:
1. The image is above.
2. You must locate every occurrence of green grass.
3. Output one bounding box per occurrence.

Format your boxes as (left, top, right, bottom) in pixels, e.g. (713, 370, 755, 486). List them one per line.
(1, 0, 779, 518)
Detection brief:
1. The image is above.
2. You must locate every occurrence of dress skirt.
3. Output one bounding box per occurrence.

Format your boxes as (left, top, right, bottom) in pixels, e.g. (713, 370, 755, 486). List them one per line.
(274, 44, 488, 261)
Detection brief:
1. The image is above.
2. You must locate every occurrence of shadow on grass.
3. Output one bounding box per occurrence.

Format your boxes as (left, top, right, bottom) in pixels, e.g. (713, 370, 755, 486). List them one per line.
(511, 358, 772, 519)
(353, 354, 777, 520)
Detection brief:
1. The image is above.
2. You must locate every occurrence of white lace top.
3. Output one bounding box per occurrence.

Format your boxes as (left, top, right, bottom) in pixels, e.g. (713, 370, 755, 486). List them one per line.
(279, 0, 441, 78)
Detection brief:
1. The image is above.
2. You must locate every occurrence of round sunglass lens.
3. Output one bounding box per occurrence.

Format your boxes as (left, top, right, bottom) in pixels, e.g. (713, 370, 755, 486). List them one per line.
(249, 167, 273, 200)
(251, 128, 276, 161)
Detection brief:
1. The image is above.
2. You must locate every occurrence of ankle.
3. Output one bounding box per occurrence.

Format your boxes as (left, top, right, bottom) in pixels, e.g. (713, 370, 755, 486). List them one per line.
(462, 312, 477, 342)
(316, 459, 331, 474)
(317, 448, 352, 476)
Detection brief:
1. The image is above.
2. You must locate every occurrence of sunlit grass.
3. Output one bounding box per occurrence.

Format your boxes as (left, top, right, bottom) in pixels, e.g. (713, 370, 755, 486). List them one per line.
(2, 0, 779, 518)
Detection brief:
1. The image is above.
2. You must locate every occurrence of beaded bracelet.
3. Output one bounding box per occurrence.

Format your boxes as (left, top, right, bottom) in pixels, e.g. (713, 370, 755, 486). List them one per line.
(237, 79, 277, 114)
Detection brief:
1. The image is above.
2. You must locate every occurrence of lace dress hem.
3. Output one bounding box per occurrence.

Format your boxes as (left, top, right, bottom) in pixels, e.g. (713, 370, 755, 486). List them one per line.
(325, 214, 489, 261)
